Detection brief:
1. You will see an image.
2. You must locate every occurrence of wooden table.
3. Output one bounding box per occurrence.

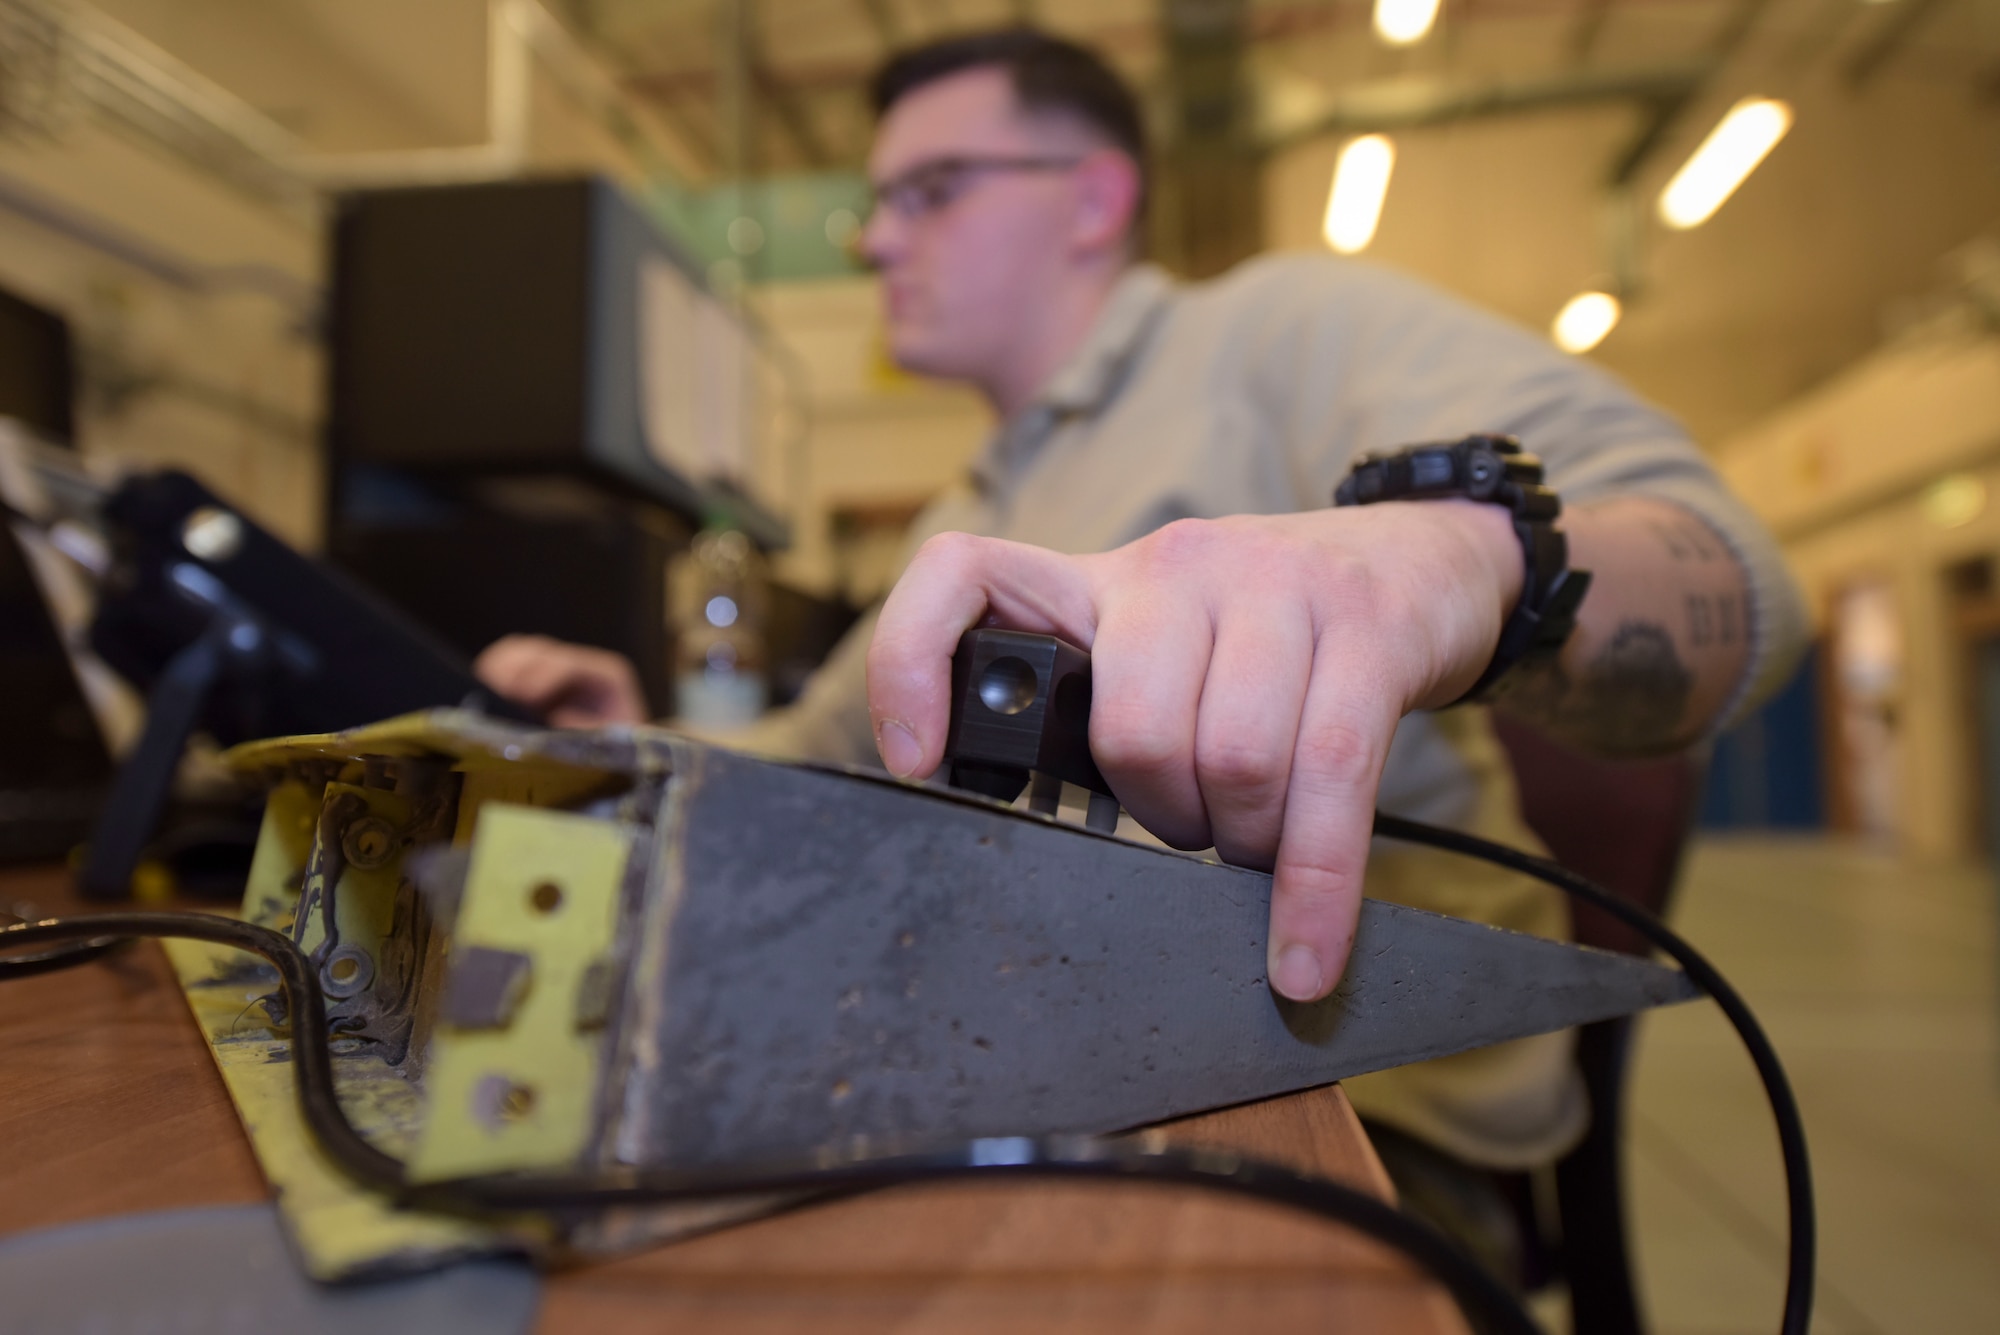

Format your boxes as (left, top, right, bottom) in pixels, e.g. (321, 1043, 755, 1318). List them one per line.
(0, 865, 1465, 1333)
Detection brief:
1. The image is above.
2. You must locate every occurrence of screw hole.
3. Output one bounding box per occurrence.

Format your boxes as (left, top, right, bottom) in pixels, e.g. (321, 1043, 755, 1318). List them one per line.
(320, 948, 374, 997)
(529, 881, 564, 914)
(976, 655, 1038, 715)
(341, 817, 397, 869)
(499, 1083, 537, 1120)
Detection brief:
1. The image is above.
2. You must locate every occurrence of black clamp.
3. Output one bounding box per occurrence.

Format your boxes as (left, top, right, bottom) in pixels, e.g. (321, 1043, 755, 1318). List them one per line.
(1335, 434, 1591, 702)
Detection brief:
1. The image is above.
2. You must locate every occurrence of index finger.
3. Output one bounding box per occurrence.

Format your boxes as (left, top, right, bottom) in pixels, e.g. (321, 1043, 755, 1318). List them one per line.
(1264, 642, 1402, 1001)
(866, 532, 1100, 779)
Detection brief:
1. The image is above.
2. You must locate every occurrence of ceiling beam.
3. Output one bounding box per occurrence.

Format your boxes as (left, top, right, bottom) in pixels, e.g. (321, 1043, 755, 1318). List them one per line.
(1600, 0, 1774, 188)
(752, 57, 837, 167)
(1566, 0, 1613, 65)
(1605, 89, 1699, 186)
(1844, 0, 1951, 90)
(1706, 0, 1779, 61)
(1780, 0, 1865, 73)
(730, 1, 836, 170)
(638, 86, 724, 174)
(1157, 0, 1259, 277)
(1266, 60, 1712, 150)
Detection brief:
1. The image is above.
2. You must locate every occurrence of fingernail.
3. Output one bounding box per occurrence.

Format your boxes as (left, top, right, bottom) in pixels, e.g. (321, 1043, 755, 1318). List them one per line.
(879, 720, 922, 779)
(1271, 944, 1324, 1001)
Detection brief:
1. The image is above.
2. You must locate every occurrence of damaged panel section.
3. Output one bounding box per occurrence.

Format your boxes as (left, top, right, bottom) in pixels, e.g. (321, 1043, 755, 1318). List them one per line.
(624, 745, 1695, 1168)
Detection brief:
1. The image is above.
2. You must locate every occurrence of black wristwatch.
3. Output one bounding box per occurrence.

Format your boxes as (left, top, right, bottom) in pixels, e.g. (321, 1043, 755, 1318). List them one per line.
(1333, 433, 1591, 702)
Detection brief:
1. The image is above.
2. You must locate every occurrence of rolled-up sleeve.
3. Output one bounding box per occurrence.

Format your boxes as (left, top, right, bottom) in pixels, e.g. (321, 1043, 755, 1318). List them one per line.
(1258, 256, 1809, 730)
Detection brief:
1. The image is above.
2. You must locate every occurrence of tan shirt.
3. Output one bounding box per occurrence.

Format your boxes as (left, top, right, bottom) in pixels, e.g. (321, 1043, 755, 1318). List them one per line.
(746, 253, 1806, 1166)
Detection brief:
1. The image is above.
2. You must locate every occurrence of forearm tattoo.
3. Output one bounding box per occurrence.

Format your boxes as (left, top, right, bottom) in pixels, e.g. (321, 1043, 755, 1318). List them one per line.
(1498, 622, 1695, 755)
(1494, 509, 1731, 754)
(1684, 592, 1739, 648)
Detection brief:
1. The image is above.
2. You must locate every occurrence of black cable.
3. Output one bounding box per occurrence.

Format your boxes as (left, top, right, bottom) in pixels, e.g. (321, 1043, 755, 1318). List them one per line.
(416, 1139, 1540, 1335)
(1372, 813, 1814, 1335)
(0, 933, 126, 977)
(0, 909, 124, 976)
(0, 912, 405, 1187)
(1, 908, 1539, 1335)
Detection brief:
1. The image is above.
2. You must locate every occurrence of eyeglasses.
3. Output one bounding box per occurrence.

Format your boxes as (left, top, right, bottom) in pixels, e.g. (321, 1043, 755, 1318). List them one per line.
(868, 155, 1085, 222)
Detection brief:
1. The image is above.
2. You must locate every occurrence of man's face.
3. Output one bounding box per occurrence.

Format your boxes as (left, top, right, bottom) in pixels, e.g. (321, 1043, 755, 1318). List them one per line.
(861, 67, 1105, 383)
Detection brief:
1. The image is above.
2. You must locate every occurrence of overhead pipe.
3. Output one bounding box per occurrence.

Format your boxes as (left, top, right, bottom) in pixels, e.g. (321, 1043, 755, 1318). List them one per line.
(1262, 60, 1713, 151)
(0, 170, 318, 320)
(1600, 0, 1776, 189)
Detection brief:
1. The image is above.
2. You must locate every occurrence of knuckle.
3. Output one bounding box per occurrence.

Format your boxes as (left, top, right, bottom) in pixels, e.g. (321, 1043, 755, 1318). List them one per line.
(1212, 514, 1288, 560)
(1319, 556, 1384, 618)
(912, 529, 984, 576)
(1133, 517, 1213, 570)
(863, 627, 920, 683)
(1194, 734, 1288, 797)
(1272, 841, 1369, 923)
(1090, 708, 1184, 780)
(1299, 716, 1376, 787)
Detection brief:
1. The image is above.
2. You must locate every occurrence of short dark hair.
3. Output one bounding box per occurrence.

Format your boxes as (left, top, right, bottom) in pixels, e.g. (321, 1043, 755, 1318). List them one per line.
(869, 27, 1148, 205)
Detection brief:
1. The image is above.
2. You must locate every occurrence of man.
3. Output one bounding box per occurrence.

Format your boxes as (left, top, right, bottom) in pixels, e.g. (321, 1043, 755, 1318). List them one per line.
(479, 28, 1803, 1218)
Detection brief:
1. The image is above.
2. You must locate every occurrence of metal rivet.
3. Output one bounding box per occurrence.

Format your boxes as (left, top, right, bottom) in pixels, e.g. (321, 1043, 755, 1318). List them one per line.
(342, 818, 396, 870)
(321, 946, 374, 998)
(529, 881, 564, 915)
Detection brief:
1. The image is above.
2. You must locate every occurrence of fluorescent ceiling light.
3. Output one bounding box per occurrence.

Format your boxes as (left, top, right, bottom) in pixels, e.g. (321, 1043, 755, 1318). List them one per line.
(1375, 0, 1441, 46)
(1552, 291, 1621, 354)
(1657, 97, 1793, 230)
(1323, 134, 1396, 255)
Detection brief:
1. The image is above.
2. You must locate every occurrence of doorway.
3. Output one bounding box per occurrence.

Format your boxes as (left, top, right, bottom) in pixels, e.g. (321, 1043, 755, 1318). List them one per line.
(1947, 557, 2000, 857)
(1825, 579, 1903, 843)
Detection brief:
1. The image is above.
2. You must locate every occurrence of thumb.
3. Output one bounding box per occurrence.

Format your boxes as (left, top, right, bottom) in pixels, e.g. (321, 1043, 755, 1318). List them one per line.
(866, 533, 1098, 778)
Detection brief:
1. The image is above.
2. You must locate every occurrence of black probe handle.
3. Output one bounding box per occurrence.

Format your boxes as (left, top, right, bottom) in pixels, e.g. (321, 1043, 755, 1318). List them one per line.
(941, 628, 1109, 803)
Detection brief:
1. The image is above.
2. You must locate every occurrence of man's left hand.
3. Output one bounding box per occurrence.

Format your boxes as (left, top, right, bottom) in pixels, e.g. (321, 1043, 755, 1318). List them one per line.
(864, 503, 1523, 1003)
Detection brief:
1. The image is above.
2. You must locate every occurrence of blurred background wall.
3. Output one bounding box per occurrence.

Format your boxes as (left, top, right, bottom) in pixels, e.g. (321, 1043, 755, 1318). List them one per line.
(3, 0, 1997, 853)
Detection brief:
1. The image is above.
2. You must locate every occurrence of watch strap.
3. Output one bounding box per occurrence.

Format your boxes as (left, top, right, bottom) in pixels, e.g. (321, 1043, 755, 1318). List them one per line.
(1334, 434, 1591, 703)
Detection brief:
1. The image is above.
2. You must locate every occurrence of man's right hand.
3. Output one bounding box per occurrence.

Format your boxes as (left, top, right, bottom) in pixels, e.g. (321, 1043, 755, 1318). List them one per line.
(474, 635, 650, 728)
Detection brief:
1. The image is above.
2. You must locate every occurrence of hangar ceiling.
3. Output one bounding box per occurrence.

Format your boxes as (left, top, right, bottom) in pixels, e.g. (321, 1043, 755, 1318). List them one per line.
(59, 0, 2000, 438)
